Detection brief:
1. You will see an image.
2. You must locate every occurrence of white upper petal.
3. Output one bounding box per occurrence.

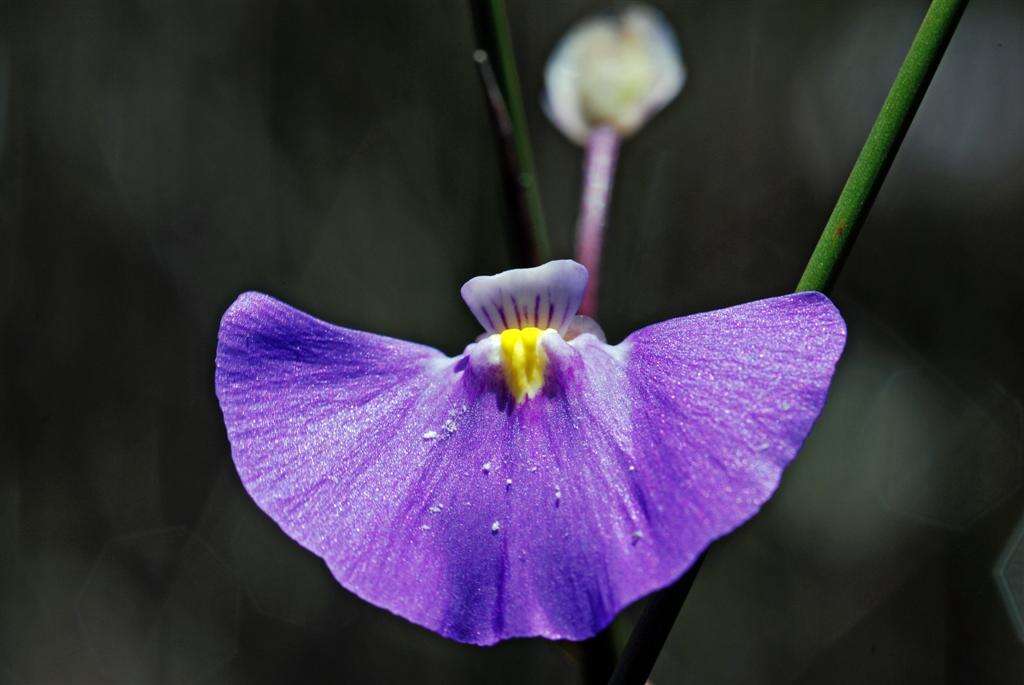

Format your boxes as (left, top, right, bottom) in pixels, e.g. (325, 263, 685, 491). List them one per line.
(460, 260, 588, 335)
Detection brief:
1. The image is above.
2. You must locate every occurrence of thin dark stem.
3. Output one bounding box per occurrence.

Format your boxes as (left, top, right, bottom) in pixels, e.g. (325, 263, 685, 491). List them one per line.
(608, 556, 704, 685)
(473, 50, 537, 265)
(473, 51, 514, 148)
(611, 1, 968, 682)
(575, 125, 621, 317)
(469, 0, 550, 265)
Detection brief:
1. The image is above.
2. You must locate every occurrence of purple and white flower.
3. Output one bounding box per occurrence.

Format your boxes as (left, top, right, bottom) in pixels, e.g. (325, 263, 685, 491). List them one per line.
(215, 260, 845, 645)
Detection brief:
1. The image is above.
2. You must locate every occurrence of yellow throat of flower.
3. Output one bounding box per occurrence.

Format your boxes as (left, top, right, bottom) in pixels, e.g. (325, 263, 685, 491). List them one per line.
(499, 327, 548, 403)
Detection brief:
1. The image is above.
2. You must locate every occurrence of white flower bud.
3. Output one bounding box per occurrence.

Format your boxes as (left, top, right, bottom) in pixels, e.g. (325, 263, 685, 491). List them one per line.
(544, 5, 685, 144)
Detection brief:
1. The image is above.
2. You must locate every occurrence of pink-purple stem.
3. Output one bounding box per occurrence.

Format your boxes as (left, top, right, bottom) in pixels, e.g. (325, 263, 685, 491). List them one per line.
(575, 125, 621, 317)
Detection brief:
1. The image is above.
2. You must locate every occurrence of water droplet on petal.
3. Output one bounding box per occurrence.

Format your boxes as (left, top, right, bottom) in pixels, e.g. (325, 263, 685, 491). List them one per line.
(428, 504, 443, 514)
(443, 418, 458, 434)
(422, 430, 439, 440)
(491, 520, 501, 534)
(631, 530, 644, 545)
(482, 461, 492, 473)
(421, 524, 431, 531)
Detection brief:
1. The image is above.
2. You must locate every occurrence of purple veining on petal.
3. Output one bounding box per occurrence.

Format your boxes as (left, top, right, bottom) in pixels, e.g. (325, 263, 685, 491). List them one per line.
(467, 303, 488, 332)
(461, 260, 588, 334)
(496, 300, 511, 330)
(481, 307, 497, 332)
(216, 289, 845, 646)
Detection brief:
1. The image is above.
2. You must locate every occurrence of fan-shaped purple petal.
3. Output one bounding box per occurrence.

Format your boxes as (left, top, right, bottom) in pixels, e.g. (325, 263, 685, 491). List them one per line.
(215, 291, 844, 645)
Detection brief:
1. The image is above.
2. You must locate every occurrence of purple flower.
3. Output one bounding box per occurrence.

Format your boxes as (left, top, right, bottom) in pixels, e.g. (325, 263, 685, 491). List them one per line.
(215, 260, 845, 645)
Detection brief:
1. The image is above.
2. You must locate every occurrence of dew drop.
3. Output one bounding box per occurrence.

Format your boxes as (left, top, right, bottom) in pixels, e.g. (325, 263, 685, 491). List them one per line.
(631, 530, 644, 545)
(505, 478, 513, 488)
(428, 504, 443, 514)
(422, 430, 439, 440)
(482, 461, 492, 474)
(443, 418, 458, 434)
(491, 520, 501, 533)
(421, 524, 431, 531)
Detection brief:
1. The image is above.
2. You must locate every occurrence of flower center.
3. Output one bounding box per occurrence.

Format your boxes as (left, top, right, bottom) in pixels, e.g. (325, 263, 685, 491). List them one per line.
(499, 327, 549, 403)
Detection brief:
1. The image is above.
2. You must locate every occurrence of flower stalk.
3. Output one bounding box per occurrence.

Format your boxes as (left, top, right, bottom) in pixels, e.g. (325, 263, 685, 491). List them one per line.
(612, 0, 969, 682)
(470, 0, 551, 265)
(576, 125, 621, 316)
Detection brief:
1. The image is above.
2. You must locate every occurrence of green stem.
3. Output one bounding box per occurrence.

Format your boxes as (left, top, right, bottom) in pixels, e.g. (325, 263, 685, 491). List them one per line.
(612, 1, 968, 683)
(796, 0, 968, 293)
(470, 0, 551, 265)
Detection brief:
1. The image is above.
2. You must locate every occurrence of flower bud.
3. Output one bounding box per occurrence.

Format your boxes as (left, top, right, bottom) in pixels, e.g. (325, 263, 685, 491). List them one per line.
(544, 5, 685, 144)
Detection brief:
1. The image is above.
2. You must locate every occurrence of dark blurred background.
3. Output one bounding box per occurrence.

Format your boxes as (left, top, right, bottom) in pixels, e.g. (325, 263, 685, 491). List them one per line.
(2, 0, 1023, 682)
